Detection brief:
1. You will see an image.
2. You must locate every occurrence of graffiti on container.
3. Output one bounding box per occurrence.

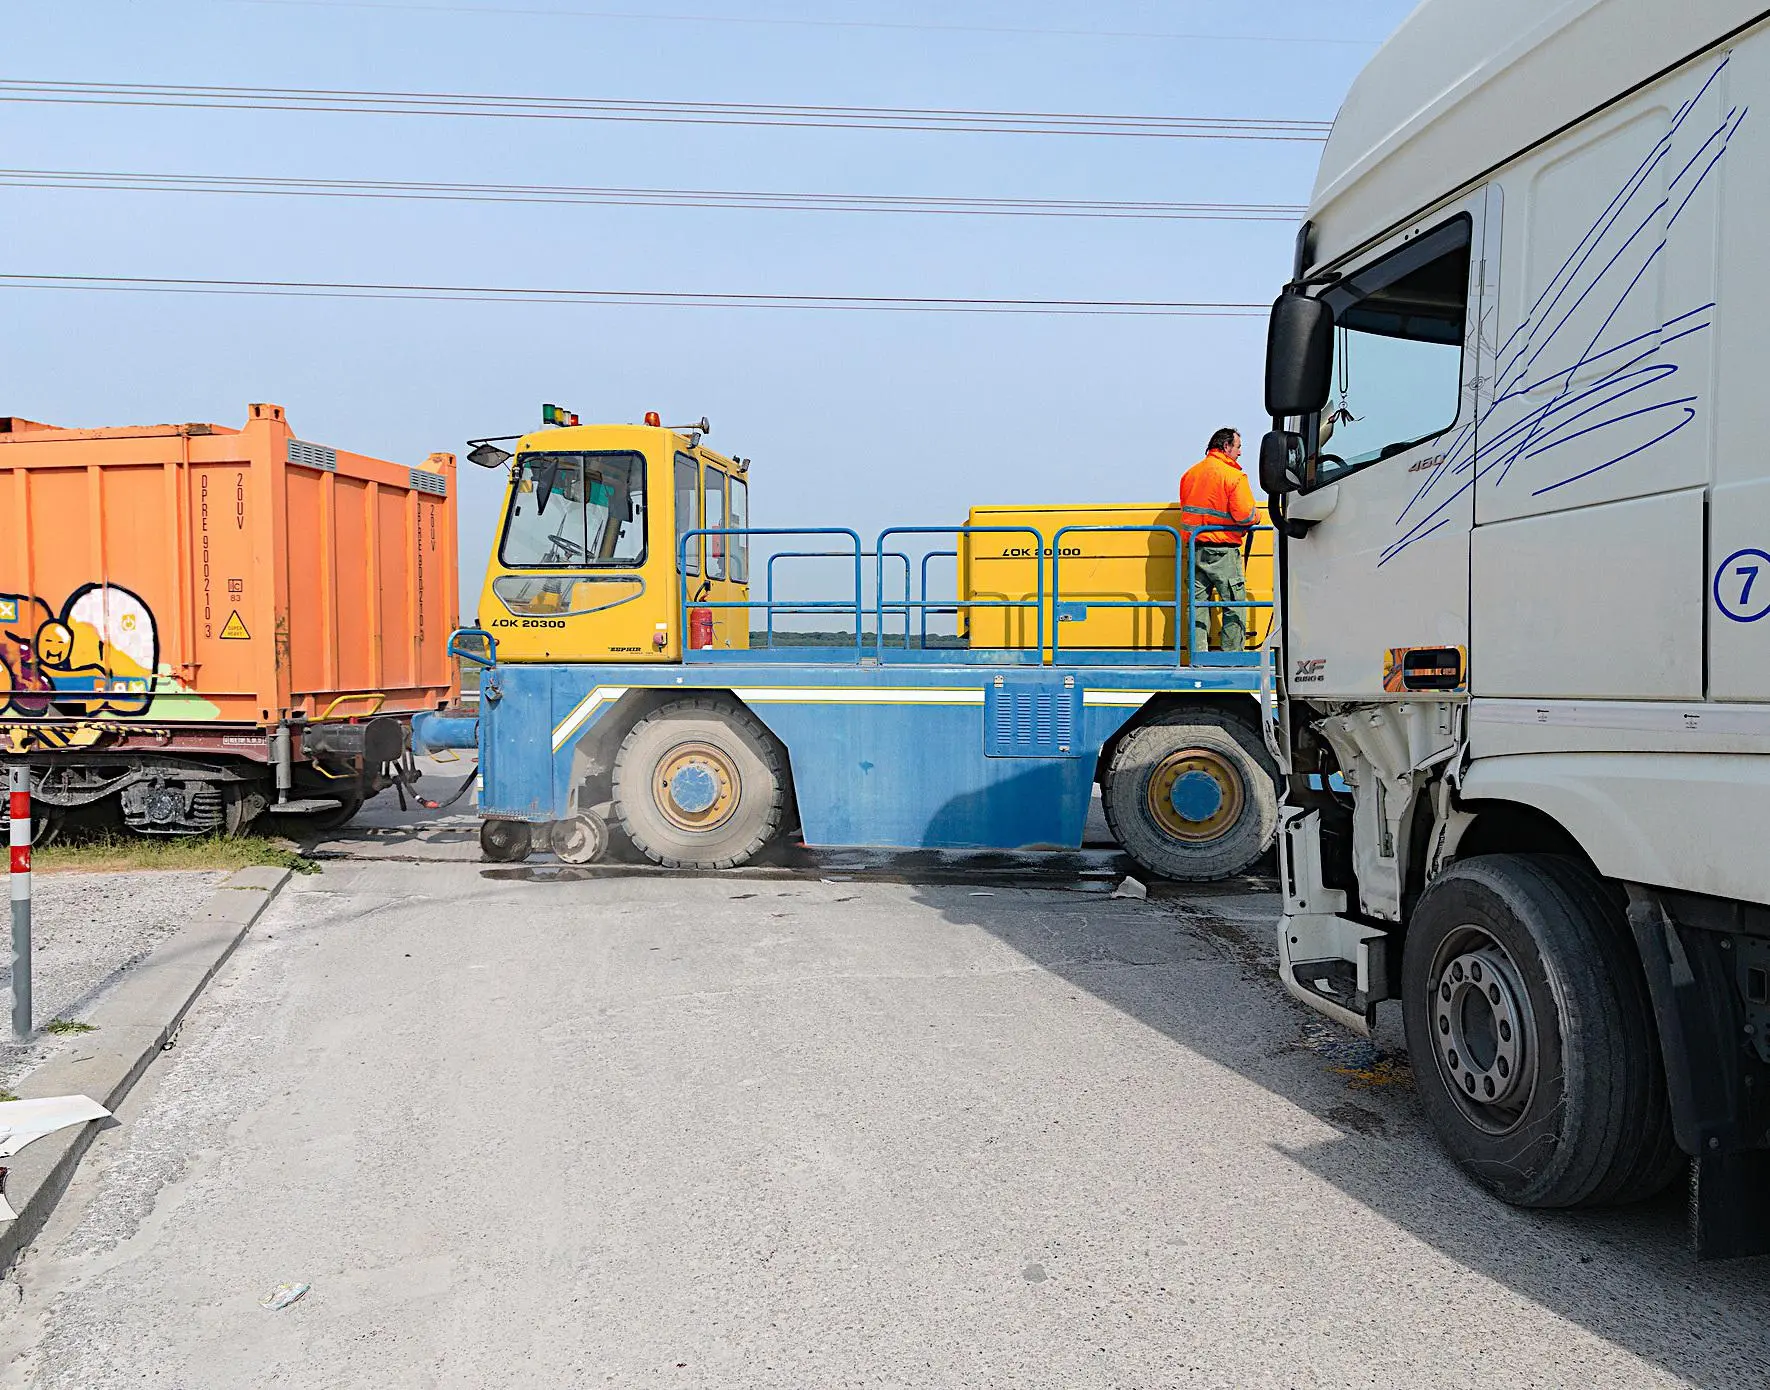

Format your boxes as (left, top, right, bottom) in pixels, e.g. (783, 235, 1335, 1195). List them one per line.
(0, 583, 161, 718)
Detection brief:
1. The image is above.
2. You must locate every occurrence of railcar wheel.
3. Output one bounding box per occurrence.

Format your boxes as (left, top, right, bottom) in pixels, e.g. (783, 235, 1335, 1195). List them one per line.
(480, 818, 534, 863)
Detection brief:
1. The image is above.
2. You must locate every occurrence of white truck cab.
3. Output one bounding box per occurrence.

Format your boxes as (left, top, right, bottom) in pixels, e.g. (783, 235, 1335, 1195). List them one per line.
(1261, 0, 1770, 1257)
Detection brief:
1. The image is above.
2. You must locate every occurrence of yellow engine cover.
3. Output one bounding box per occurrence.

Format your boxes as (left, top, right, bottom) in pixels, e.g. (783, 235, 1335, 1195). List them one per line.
(959, 501, 1273, 656)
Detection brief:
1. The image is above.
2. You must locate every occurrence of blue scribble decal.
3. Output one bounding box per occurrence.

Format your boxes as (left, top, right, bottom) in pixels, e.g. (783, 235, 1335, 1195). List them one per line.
(1380, 60, 1744, 567)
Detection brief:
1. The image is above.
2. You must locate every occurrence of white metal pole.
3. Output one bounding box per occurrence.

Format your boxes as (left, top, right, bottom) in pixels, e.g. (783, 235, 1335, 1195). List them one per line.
(9, 765, 31, 1040)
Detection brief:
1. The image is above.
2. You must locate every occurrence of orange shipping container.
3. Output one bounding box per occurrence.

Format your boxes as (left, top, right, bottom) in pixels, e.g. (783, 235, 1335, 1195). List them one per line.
(0, 403, 460, 836)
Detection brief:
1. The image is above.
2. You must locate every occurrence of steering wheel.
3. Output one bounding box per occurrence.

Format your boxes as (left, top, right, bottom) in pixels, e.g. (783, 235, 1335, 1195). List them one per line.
(546, 532, 588, 562)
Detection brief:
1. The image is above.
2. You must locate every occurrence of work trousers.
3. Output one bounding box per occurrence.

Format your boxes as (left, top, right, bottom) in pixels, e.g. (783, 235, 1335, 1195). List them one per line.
(1191, 544, 1249, 654)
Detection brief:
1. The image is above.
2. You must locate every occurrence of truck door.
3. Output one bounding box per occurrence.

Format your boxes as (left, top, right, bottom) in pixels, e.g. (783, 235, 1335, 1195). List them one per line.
(1282, 190, 1497, 699)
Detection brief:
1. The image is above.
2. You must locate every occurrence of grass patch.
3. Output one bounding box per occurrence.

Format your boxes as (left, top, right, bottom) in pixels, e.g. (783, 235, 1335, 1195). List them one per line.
(43, 1018, 96, 1036)
(0, 1090, 18, 1104)
(34, 835, 321, 877)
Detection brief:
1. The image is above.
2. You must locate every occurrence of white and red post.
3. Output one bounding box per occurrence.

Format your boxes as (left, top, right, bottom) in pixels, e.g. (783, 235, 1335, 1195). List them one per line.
(9, 766, 30, 1040)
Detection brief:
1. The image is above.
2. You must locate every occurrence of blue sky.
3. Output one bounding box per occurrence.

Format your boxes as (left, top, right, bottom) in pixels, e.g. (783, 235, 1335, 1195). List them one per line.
(2, 0, 1417, 609)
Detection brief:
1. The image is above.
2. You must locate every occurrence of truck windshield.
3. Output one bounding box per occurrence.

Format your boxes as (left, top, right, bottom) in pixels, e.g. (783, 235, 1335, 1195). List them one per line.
(500, 451, 647, 568)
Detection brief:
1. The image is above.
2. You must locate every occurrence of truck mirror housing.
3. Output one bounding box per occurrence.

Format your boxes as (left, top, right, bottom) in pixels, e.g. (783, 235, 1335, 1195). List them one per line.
(468, 442, 512, 470)
(1265, 291, 1334, 418)
(1259, 430, 1304, 498)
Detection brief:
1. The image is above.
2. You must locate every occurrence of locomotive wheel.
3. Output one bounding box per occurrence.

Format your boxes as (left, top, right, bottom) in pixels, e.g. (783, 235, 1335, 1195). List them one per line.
(480, 818, 534, 863)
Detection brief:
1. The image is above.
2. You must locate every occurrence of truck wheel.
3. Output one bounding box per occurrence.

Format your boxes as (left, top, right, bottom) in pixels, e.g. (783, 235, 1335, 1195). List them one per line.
(480, 818, 533, 863)
(612, 699, 786, 870)
(1101, 708, 1279, 881)
(1402, 854, 1683, 1208)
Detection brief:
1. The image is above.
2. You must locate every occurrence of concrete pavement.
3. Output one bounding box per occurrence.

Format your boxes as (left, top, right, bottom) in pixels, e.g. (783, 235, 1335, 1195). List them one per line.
(3, 861, 1767, 1387)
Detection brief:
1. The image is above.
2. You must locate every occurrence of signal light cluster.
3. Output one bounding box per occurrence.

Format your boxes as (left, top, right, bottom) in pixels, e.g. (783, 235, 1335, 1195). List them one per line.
(541, 403, 579, 427)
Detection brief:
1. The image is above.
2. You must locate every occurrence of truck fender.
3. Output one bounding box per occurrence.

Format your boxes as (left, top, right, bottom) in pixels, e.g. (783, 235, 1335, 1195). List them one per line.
(1458, 753, 1770, 907)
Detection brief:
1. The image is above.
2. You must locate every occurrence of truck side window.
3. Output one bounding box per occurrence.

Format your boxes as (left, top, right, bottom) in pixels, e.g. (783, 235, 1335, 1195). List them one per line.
(499, 451, 646, 569)
(675, 453, 700, 577)
(1314, 215, 1472, 489)
(728, 477, 749, 584)
(704, 469, 728, 581)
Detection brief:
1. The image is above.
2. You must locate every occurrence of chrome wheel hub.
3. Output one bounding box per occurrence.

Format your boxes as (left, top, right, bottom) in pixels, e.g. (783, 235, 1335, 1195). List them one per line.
(1431, 940, 1532, 1116)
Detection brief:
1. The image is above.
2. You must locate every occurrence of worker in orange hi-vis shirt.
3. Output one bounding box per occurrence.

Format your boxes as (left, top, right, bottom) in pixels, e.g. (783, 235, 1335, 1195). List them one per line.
(1178, 427, 1259, 654)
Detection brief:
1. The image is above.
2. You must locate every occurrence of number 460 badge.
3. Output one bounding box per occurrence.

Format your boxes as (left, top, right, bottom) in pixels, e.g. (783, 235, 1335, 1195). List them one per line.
(1715, 549, 1770, 624)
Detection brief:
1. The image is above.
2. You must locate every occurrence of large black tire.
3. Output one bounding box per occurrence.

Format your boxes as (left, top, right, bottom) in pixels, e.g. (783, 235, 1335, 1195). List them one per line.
(1100, 707, 1279, 881)
(1402, 854, 1683, 1209)
(612, 698, 787, 869)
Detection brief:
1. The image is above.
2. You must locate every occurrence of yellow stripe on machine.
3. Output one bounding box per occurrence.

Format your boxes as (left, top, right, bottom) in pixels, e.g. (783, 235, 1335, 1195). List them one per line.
(1082, 691, 1160, 708)
(550, 686, 633, 753)
(732, 687, 985, 706)
(550, 684, 988, 752)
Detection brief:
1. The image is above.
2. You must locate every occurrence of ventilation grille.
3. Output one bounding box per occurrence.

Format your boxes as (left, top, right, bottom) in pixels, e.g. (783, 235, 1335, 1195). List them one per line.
(287, 439, 337, 471)
(409, 468, 449, 497)
(984, 678, 1080, 758)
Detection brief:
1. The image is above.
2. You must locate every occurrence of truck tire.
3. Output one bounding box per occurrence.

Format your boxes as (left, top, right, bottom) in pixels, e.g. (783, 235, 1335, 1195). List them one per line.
(1100, 707, 1279, 881)
(612, 699, 787, 870)
(1402, 854, 1683, 1209)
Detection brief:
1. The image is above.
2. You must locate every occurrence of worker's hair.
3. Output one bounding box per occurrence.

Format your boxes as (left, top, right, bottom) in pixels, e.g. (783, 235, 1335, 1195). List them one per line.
(1208, 427, 1240, 453)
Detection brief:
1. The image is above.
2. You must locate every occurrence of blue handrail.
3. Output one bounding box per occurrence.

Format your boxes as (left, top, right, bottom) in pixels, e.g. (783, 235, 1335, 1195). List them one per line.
(670, 522, 1270, 666)
(680, 527, 864, 659)
(918, 549, 958, 650)
(874, 527, 1047, 662)
(764, 549, 911, 649)
(447, 626, 499, 668)
(1049, 522, 1276, 662)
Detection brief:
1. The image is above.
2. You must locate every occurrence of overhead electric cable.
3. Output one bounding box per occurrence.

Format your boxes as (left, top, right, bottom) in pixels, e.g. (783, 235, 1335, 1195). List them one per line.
(0, 168, 1307, 222)
(0, 273, 1272, 317)
(0, 80, 1333, 141)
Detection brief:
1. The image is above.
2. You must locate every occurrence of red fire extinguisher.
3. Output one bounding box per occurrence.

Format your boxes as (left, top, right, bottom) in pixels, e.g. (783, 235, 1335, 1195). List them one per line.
(689, 606, 715, 650)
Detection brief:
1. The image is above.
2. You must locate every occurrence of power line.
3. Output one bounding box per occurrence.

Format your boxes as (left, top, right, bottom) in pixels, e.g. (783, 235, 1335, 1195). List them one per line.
(0, 80, 1333, 141)
(0, 273, 1272, 317)
(0, 168, 1307, 222)
(216, 0, 1384, 47)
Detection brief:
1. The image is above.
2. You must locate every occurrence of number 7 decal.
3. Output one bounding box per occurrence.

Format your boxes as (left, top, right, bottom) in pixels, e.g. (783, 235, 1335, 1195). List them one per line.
(1715, 548, 1770, 623)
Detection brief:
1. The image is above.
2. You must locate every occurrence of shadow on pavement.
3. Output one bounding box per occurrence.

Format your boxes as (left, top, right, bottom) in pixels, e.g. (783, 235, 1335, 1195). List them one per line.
(918, 883, 1770, 1389)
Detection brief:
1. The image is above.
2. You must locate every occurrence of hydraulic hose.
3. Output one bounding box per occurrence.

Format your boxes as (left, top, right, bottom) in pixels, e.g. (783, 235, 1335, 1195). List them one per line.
(419, 766, 479, 812)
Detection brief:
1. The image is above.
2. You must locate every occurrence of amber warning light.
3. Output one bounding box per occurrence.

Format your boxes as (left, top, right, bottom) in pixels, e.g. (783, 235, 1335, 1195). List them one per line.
(644, 411, 662, 427)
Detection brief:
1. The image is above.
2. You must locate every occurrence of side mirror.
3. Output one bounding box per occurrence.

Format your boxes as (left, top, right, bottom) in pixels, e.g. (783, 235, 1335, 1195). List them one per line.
(1264, 291, 1334, 418)
(1259, 430, 1305, 498)
(468, 442, 512, 470)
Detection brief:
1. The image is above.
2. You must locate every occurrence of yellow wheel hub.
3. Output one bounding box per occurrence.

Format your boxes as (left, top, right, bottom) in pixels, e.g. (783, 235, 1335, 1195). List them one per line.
(654, 741, 741, 833)
(1146, 749, 1244, 843)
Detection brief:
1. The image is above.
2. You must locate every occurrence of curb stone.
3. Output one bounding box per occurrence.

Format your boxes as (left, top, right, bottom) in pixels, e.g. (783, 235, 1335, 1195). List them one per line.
(0, 864, 296, 1279)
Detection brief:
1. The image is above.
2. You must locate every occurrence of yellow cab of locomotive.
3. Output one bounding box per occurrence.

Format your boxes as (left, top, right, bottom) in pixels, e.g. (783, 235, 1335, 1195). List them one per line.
(475, 408, 752, 663)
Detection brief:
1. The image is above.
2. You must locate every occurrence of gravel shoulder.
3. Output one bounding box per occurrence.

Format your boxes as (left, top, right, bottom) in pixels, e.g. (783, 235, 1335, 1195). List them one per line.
(0, 871, 225, 1093)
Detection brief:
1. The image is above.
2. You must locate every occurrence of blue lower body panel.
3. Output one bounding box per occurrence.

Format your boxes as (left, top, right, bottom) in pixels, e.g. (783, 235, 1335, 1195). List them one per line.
(475, 658, 1263, 852)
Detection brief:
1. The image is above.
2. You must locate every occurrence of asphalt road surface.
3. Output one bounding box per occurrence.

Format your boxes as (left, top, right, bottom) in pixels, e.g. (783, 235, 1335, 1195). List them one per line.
(3, 858, 1767, 1388)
